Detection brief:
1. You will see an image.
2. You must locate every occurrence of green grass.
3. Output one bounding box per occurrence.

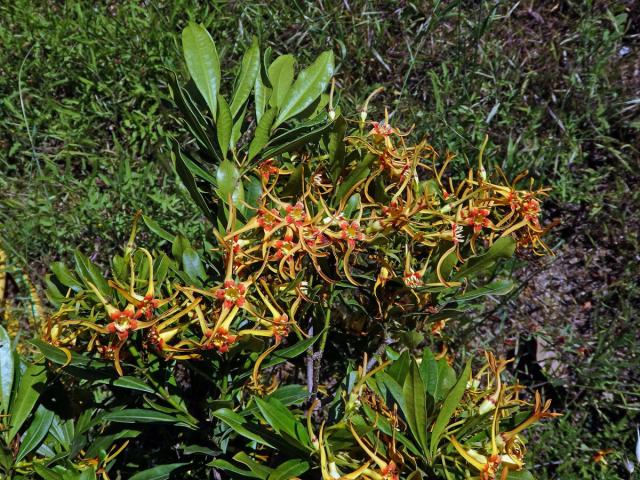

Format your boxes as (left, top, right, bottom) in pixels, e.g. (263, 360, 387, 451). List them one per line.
(1, 1, 638, 478)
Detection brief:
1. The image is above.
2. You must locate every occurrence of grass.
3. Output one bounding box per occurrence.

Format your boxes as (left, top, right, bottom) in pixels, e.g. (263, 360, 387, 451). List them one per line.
(1, 1, 638, 478)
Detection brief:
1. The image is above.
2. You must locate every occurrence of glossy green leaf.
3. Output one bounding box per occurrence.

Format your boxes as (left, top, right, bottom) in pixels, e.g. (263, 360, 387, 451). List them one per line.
(244, 175, 263, 210)
(8, 361, 47, 441)
(16, 404, 55, 461)
(456, 279, 515, 301)
(213, 408, 276, 448)
(49, 415, 74, 450)
(33, 465, 64, 480)
(507, 471, 535, 480)
(31, 339, 110, 370)
(268, 459, 310, 480)
(172, 145, 215, 221)
(168, 72, 218, 158)
(142, 215, 175, 243)
(327, 115, 347, 181)
(453, 237, 516, 280)
(182, 22, 220, 118)
(0, 326, 14, 414)
(268, 54, 295, 109)
(260, 117, 333, 160)
(231, 37, 260, 116)
(216, 159, 241, 203)
(403, 360, 428, 453)
(129, 463, 187, 480)
(429, 360, 471, 457)
(254, 75, 272, 122)
(249, 107, 277, 161)
(275, 51, 334, 125)
(182, 247, 206, 283)
(217, 94, 233, 159)
(255, 397, 310, 449)
(50, 262, 83, 292)
(104, 409, 195, 429)
(209, 458, 266, 479)
(95, 376, 155, 394)
(334, 151, 376, 202)
(74, 250, 110, 297)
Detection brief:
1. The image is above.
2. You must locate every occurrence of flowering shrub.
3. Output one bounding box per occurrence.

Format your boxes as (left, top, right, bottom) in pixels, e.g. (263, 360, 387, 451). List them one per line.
(1, 23, 557, 480)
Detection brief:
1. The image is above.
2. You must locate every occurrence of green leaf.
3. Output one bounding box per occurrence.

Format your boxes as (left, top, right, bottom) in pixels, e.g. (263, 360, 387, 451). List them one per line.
(0, 326, 14, 414)
(142, 215, 175, 243)
(255, 397, 310, 449)
(129, 463, 187, 480)
(216, 159, 242, 204)
(403, 360, 428, 453)
(244, 175, 263, 210)
(31, 339, 110, 371)
(231, 37, 261, 116)
(254, 75, 272, 123)
(209, 459, 266, 479)
(33, 465, 64, 480)
(429, 360, 471, 457)
(182, 22, 220, 118)
(248, 107, 277, 161)
(95, 376, 155, 394)
(275, 51, 334, 126)
(172, 145, 215, 221)
(453, 237, 516, 280)
(507, 471, 535, 480)
(16, 404, 54, 462)
(455, 279, 515, 302)
(171, 234, 192, 260)
(268, 459, 310, 480)
(74, 250, 110, 297)
(260, 116, 333, 161)
(327, 115, 347, 182)
(50, 262, 83, 292)
(104, 409, 195, 429)
(49, 415, 74, 450)
(182, 247, 206, 284)
(268, 54, 295, 109)
(216, 94, 233, 159)
(334, 151, 376, 202)
(8, 361, 47, 440)
(213, 408, 276, 448)
(168, 72, 218, 159)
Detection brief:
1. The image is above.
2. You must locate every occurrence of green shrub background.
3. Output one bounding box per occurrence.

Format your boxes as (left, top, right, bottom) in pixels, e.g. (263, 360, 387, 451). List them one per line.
(1, 1, 638, 478)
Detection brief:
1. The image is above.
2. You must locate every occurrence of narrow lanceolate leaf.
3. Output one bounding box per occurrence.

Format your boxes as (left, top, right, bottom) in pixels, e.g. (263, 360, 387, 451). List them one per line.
(217, 94, 233, 159)
(403, 360, 429, 453)
(182, 22, 221, 119)
(248, 107, 277, 161)
(129, 463, 188, 480)
(16, 404, 55, 462)
(230, 37, 260, 116)
(172, 145, 215, 221)
(8, 361, 47, 441)
(429, 360, 472, 457)
(104, 409, 195, 429)
(275, 51, 334, 126)
(0, 326, 14, 413)
(268, 54, 295, 109)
